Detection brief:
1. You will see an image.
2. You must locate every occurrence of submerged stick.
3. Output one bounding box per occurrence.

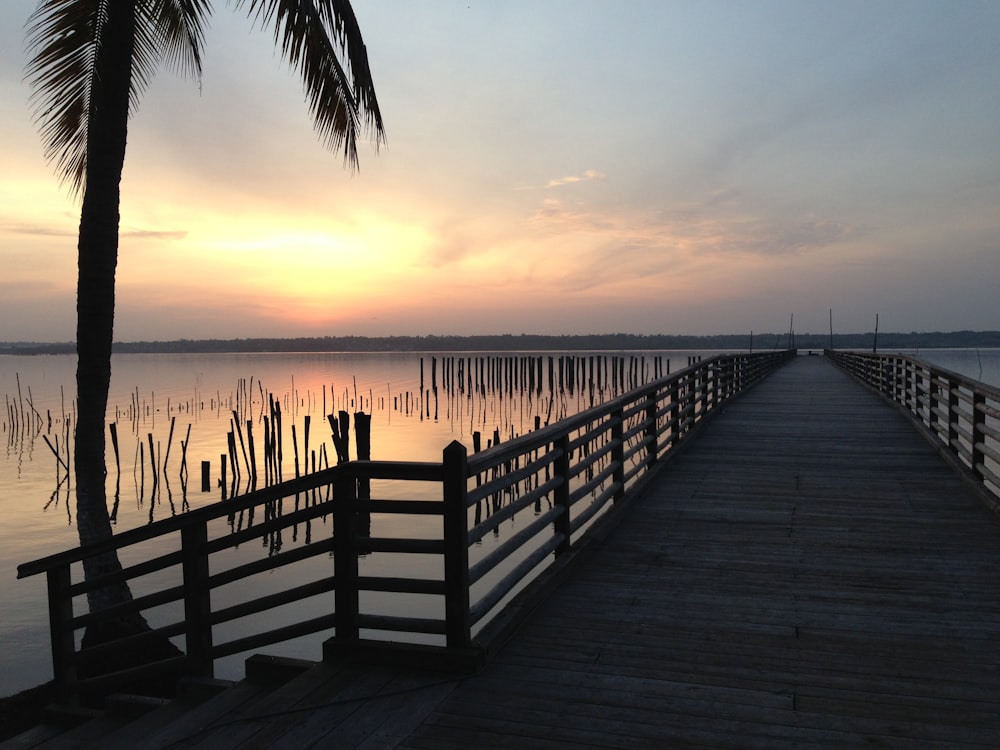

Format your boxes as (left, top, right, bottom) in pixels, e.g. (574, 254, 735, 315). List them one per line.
(109, 422, 120, 475)
(163, 416, 176, 471)
(42, 435, 69, 472)
(247, 420, 258, 482)
(180, 423, 192, 480)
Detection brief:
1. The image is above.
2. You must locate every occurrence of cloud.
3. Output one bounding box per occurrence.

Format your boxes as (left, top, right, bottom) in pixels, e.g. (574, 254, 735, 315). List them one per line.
(727, 217, 859, 257)
(0, 218, 187, 242)
(544, 170, 608, 188)
(0, 220, 75, 238)
(521, 196, 865, 305)
(121, 228, 188, 241)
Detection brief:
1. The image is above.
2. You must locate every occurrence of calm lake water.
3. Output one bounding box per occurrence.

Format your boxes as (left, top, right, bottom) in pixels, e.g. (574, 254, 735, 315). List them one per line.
(2, 347, 997, 697)
(0, 348, 701, 696)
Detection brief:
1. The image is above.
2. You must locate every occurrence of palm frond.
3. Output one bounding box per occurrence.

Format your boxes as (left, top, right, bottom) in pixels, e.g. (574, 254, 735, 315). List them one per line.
(147, 0, 211, 81)
(132, 1, 211, 115)
(235, 0, 385, 169)
(26, 0, 211, 196)
(26, 0, 104, 194)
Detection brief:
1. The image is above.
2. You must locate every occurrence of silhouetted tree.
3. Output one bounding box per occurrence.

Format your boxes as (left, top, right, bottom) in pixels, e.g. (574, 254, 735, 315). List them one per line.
(26, 0, 383, 651)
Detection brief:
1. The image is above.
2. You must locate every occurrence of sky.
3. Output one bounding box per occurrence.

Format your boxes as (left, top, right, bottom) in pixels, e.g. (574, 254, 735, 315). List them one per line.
(1, 0, 998, 342)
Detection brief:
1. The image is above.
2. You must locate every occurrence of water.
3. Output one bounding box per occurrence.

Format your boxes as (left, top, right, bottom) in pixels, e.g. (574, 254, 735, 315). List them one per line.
(3, 347, 997, 697)
(0, 348, 708, 696)
(884, 348, 1000, 389)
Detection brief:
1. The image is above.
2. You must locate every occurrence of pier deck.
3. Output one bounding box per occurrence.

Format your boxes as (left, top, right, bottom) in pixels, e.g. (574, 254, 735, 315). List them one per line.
(15, 355, 1000, 748)
(392, 355, 1000, 749)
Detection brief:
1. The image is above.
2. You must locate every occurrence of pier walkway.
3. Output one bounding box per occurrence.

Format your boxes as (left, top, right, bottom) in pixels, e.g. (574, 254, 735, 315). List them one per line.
(11, 354, 1000, 748)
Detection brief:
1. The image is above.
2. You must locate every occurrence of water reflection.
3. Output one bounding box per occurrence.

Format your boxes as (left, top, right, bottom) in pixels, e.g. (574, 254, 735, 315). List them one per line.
(5, 348, 994, 695)
(3, 352, 684, 529)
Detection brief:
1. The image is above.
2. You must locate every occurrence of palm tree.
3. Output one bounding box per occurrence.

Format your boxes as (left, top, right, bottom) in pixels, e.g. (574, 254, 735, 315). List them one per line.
(25, 0, 383, 648)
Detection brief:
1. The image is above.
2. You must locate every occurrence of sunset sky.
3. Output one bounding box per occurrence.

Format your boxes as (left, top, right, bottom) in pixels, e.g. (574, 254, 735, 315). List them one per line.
(1, 0, 998, 342)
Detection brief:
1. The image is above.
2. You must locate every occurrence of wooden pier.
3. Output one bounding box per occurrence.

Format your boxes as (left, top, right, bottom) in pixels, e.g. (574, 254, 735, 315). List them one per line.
(8, 354, 1000, 748)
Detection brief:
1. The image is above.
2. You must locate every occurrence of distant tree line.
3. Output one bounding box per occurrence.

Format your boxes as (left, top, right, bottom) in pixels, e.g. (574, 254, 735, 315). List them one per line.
(3, 330, 999, 355)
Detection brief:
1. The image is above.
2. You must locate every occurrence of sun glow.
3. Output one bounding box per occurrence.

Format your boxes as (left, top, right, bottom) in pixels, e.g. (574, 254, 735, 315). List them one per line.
(114, 207, 441, 329)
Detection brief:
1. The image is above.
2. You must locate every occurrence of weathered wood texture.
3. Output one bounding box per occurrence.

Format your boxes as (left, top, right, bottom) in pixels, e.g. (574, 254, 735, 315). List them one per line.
(13, 355, 1000, 748)
(397, 355, 1000, 749)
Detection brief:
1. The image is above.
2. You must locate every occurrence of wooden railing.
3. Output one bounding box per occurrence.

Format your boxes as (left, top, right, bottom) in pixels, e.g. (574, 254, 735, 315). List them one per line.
(827, 350, 1000, 504)
(18, 350, 795, 702)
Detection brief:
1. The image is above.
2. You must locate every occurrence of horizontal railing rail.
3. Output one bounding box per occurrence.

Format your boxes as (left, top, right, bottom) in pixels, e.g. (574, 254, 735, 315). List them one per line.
(826, 350, 1000, 504)
(19, 350, 795, 702)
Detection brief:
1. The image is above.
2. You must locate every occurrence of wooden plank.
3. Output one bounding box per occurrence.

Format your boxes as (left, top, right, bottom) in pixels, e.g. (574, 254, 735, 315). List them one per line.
(26, 355, 1000, 749)
(397, 356, 1000, 748)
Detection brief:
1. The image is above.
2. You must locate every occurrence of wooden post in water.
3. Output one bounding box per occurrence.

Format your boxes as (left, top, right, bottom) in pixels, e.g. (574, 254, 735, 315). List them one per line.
(138, 442, 145, 497)
(109, 422, 120, 477)
(227, 432, 240, 487)
(263, 416, 272, 485)
(275, 400, 283, 483)
(163, 416, 176, 472)
(338, 411, 350, 461)
(246, 420, 258, 487)
(180, 423, 191, 483)
(303, 416, 311, 475)
(147, 433, 158, 495)
(232, 413, 249, 477)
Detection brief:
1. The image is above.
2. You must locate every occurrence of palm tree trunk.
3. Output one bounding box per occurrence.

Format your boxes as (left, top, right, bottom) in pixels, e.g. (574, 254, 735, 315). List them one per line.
(74, 0, 139, 626)
(73, 5, 184, 686)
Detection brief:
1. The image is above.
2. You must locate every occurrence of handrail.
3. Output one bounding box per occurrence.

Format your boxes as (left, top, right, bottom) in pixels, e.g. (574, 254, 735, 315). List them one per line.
(826, 350, 1000, 504)
(18, 349, 796, 702)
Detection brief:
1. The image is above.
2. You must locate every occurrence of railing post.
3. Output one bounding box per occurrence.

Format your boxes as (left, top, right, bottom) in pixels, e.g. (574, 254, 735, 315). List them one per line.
(700, 365, 710, 419)
(181, 520, 213, 677)
(553, 434, 571, 556)
(645, 391, 658, 465)
(972, 392, 986, 480)
(668, 380, 680, 448)
(916, 365, 928, 427)
(46, 565, 76, 703)
(948, 378, 960, 454)
(710, 363, 719, 411)
(333, 470, 360, 642)
(612, 407, 625, 502)
(899, 359, 908, 408)
(905, 360, 915, 413)
(927, 371, 939, 435)
(442, 441, 472, 648)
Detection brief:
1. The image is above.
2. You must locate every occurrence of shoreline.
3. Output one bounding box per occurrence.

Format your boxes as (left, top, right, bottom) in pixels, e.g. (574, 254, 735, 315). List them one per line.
(2, 330, 999, 355)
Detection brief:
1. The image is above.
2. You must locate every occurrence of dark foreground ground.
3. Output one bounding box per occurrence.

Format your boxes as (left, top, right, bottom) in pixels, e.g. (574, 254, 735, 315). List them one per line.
(0, 683, 55, 741)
